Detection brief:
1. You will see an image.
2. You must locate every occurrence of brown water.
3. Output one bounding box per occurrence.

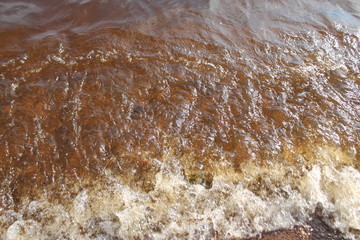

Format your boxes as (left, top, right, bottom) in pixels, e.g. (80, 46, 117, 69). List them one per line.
(0, 0, 359, 239)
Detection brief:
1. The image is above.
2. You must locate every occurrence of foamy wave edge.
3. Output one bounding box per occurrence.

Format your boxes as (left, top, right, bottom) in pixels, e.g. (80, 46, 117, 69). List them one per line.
(2, 162, 360, 240)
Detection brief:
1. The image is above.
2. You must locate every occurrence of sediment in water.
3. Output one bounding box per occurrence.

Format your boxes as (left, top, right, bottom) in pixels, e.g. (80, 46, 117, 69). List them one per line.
(1, 1, 359, 239)
(1, 144, 359, 240)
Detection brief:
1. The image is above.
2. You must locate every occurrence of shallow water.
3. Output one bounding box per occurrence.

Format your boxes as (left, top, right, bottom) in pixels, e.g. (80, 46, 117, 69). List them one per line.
(0, 0, 359, 239)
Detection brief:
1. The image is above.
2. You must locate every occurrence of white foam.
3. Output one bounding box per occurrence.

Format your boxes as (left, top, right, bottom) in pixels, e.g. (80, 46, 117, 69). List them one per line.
(304, 165, 360, 233)
(2, 162, 360, 240)
(7, 220, 42, 240)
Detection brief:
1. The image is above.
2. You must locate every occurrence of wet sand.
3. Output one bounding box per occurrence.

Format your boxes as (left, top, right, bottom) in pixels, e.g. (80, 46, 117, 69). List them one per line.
(246, 217, 345, 240)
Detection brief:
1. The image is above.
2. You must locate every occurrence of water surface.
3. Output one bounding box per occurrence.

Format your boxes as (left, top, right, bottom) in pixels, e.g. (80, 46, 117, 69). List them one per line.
(0, 0, 359, 239)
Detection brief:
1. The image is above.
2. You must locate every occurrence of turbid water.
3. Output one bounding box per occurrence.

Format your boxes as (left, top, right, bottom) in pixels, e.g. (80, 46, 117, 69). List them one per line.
(0, 0, 359, 239)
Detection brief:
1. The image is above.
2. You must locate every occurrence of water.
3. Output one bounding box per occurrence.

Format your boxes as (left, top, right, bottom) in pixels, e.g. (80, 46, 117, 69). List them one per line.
(0, 0, 359, 239)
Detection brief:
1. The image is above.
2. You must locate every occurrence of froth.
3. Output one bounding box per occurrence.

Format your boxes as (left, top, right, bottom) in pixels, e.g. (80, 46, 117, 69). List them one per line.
(2, 159, 360, 240)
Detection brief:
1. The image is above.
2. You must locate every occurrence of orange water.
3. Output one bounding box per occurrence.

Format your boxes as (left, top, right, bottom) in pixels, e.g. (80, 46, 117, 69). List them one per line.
(0, 1, 359, 239)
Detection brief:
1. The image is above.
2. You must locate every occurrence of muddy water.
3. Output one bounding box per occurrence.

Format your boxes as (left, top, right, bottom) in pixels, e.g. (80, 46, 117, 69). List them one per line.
(0, 0, 359, 239)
